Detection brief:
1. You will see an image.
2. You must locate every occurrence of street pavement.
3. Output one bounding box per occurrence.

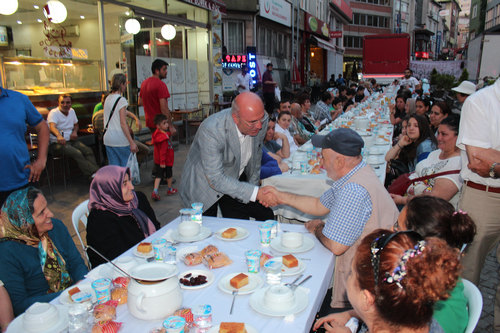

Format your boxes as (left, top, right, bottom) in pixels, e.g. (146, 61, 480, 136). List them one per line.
(42, 142, 496, 332)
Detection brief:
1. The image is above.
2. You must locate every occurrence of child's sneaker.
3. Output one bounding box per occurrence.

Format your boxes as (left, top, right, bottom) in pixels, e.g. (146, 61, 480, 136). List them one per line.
(151, 191, 161, 201)
(167, 188, 178, 195)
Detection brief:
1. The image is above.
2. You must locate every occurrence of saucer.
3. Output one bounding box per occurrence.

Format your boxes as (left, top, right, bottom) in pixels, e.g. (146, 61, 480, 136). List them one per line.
(133, 245, 154, 259)
(249, 286, 309, 317)
(171, 226, 212, 243)
(266, 257, 306, 277)
(178, 269, 215, 290)
(208, 324, 258, 333)
(270, 236, 315, 253)
(218, 272, 264, 295)
(7, 304, 68, 333)
(59, 284, 96, 305)
(215, 226, 250, 241)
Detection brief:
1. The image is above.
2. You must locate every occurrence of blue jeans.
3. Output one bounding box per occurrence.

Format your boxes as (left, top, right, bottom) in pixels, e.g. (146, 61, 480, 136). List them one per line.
(106, 146, 130, 167)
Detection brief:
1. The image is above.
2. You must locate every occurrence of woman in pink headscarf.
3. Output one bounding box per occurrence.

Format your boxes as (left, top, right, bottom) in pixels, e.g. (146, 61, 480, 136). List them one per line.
(86, 166, 159, 267)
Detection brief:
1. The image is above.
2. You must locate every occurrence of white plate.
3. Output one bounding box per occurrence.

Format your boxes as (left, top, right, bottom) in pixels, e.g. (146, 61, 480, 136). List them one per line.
(270, 236, 315, 254)
(133, 245, 154, 259)
(59, 284, 96, 305)
(208, 324, 259, 333)
(131, 263, 178, 281)
(214, 226, 249, 241)
(171, 226, 212, 243)
(7, 304, 68, 333)
(218, 272, 264, 295)
(249, 286, 309, 317)
(178, 269, 215, 290)
(266, 257, 306, 277)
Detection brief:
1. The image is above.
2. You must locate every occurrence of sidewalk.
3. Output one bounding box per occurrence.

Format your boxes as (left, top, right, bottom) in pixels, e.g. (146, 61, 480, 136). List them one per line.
(42, 142, 496, 333)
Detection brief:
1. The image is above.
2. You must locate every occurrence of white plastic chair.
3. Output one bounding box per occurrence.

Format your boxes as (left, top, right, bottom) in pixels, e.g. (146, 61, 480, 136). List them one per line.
(462, 278, 483, 333)
(71, 199, 91, 269)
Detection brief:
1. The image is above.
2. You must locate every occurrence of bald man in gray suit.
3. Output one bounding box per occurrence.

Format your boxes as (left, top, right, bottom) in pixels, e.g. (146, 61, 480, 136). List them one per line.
(180, 92, 275, 220)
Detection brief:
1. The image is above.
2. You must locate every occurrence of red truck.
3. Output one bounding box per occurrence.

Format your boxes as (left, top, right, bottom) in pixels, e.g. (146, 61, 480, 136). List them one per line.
(361, 33, 411, 85)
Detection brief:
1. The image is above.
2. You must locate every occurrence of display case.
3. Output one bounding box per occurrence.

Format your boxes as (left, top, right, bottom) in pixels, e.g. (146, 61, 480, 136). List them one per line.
(0, 56, 103, 95)
(0, 57, 105, 129)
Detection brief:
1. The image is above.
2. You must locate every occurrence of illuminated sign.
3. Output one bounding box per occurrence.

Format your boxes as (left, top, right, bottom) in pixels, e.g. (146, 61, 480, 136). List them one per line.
(247, 46, 257, 84)
(415, 51, 429, 59)
(221, 54, 247, 69)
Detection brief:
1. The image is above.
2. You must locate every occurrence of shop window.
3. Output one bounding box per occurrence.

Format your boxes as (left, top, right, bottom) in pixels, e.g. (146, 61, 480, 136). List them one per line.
(224, 21, 244, 54)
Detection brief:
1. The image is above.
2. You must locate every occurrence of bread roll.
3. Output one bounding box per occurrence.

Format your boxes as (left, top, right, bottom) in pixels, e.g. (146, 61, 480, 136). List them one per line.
(137, 242, 152, 254)
(283, 254, 298, 268)
(230, 273, 249, 289)
(219, 322, 246, 333)
(200, 245, 218, 256)
(111, 287, 127, 305)
(222, 228, 237, 239)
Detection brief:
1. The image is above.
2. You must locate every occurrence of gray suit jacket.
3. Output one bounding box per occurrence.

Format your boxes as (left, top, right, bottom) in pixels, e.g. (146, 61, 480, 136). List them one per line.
(180, 108, 268, 210)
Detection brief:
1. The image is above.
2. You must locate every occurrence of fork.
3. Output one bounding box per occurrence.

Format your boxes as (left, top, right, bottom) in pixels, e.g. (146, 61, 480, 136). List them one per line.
(229, 289, 238, 314)
(284, 274, 304, 288)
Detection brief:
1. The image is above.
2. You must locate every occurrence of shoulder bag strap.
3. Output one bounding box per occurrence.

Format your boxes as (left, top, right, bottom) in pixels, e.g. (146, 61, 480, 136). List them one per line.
(411, 169, 461, 184)
(103, 96, 122, 137)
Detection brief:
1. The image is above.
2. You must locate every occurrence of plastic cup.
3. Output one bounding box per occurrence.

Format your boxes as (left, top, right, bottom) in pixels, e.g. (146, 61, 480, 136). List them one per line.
(191, 202, 204, 225)
(259, 223, 272, 246)
(264, 260, 282, 285)
(179, 208, 194, 223)
(245, 250, 262, 273)
(192, 304, 212, 330)
(152, 238, 167, 261)
(163, 316, 187, 333)
(265, 220, 278, 238)
(91, 278, 111, 304)
(68, 303, 88, 333)
(300, 161, 307, 174)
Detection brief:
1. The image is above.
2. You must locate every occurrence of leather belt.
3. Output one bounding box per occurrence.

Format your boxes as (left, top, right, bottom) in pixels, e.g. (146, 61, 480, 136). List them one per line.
(466, 180, 500, 193)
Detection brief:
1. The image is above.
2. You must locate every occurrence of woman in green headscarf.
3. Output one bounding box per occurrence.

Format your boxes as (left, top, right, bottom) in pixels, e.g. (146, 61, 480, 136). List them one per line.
(0, 187, 88, 315)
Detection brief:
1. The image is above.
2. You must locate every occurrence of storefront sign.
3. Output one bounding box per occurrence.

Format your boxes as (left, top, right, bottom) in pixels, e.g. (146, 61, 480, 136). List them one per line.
(43, 46, 88, 59)
(330, 30, 342, 39)
(247, 46, 258, 84)
(305, 13, 330, 39)
(180, 0, 226, 14)
(222, 54, 248, 69)
(259, 0, 291, 27)
(330, 0, 353, 22)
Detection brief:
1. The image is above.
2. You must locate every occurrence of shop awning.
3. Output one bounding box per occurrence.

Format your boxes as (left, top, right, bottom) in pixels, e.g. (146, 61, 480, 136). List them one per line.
(313, 36, 337, 52)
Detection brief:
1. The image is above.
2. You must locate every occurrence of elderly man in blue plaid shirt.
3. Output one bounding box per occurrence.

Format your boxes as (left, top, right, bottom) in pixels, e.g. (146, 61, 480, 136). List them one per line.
(261, 128, 398, 310)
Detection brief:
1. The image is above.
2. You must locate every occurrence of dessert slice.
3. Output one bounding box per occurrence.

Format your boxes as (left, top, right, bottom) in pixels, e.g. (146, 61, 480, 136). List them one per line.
(230, 273, 249, 289)
(282, 254, 299, 268)
(219, 322, 246, 333)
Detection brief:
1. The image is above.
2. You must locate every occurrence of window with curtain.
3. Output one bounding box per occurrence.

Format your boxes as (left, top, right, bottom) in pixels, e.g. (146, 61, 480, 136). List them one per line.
(224, 21, 244, 53)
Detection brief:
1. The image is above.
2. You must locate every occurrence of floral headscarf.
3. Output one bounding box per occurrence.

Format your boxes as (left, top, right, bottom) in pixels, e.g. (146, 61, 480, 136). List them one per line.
(0, 187, 72, 293)
(89, 166, 156, 237)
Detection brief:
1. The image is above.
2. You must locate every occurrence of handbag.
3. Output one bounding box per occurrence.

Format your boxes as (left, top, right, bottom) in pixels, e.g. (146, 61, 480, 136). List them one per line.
(102, 96, 122, 137)
(388, 169, 461, 196)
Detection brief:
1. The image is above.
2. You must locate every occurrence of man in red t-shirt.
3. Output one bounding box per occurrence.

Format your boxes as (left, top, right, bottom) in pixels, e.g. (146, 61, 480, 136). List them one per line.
(139, 59, 173, 133)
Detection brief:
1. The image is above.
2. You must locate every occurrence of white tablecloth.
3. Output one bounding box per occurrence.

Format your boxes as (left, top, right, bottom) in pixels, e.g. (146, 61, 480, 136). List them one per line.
(53, 216, 335, 332)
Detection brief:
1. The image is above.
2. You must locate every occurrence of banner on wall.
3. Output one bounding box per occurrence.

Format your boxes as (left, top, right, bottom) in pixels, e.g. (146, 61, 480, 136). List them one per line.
(410, 60, 465, 79)
(259, 0, 291, 27)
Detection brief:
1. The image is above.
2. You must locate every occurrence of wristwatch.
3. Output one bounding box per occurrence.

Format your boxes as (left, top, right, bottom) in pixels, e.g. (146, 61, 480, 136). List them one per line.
(489, 162, 498, 178)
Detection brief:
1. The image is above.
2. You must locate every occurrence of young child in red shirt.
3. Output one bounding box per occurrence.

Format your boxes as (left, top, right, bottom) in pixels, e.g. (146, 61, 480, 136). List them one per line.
(151, 114, 177, 201)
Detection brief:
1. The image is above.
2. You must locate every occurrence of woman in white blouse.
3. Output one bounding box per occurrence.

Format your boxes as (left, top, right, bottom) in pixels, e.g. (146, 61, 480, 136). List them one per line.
(391, 114, 462, 208)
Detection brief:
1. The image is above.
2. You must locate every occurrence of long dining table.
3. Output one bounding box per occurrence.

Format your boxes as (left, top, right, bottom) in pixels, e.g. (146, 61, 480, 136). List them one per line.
(262, 92, 395, 223)
(51, 216, 336, 333)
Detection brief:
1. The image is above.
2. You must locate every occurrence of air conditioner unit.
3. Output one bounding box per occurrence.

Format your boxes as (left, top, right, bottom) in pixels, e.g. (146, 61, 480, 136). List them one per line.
(64, 25, 80, 37)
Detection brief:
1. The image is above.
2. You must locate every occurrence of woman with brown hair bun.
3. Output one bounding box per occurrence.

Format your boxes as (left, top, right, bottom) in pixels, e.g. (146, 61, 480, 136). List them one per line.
(313, 229, 460, 332)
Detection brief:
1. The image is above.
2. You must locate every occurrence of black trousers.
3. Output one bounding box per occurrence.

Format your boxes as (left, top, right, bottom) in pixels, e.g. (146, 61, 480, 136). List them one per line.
(204, 194, 274, 221)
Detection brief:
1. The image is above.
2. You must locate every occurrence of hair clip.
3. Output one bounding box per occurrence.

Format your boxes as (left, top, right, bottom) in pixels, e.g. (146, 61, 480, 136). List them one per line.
(384, 240, 426, 289)
(453, 209, 467, 216)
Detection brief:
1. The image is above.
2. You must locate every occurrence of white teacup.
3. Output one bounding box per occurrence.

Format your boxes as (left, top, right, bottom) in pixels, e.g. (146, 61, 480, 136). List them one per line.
(178, 221, 201, 237)
(281, 232, 303, 249)
(264, 285, 295, 311)
(23, 302, 60, 332)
